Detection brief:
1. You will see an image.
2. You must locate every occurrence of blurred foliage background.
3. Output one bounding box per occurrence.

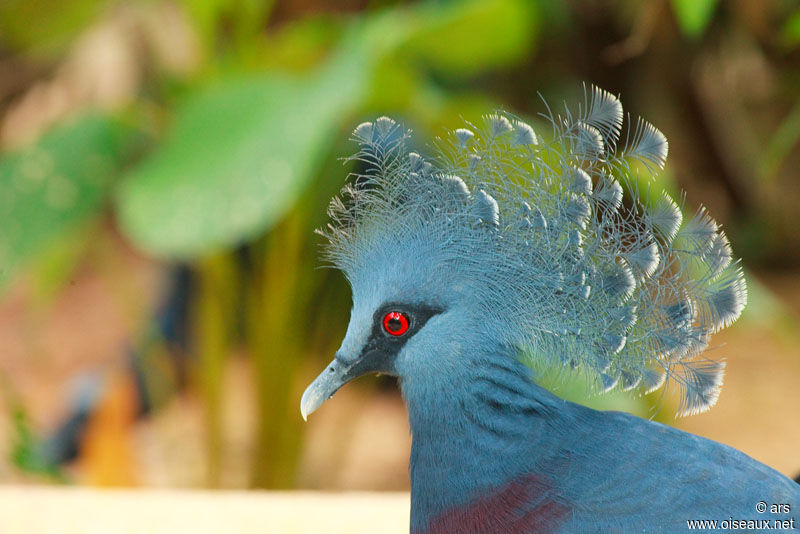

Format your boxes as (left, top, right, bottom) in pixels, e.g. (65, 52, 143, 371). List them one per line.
(0, 0, 798, 490)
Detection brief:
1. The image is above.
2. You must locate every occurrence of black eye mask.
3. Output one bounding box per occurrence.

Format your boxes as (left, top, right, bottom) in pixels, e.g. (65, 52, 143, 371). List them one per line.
(340, 303, 443, 381)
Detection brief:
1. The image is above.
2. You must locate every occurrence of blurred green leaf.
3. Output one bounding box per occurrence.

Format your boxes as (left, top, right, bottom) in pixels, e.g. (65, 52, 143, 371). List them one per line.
(116, 12, 412, 258)
(759, 102, 800, 184)
(671, 0, 718, 38)
(0, 114, 140, 293)
(739, 272, 797, 333)
(537, 368, 658, 417)
(116, 0, 544, 259)
(0, 0, 106, 54)
(261, 15, 345, 72)
(779, 9, 800, 48)
(531, 359, 670, 423)
(9, 403, 64, 481)
(29, 221, 94, 305)
(116, 76, 356, 259)
(116, 0, 541, 258)
(403, 0, 538, 75)
(179, 0, 276, 62)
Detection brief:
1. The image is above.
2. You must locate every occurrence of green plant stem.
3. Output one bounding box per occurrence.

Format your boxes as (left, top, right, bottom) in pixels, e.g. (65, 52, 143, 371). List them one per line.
(248, 212, 305, 488)
(193, 253, 236, 488)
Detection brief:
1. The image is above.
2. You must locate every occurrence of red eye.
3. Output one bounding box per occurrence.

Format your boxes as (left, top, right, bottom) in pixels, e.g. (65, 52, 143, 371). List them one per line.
(383, 311, 410, 336)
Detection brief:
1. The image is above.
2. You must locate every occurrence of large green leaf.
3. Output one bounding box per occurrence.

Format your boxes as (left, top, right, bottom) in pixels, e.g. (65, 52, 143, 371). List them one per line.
(0, 114, 139, 292)
(117, 76, 333, 258)
(115, 13, 410, 259)
(115, 0, 537, 259)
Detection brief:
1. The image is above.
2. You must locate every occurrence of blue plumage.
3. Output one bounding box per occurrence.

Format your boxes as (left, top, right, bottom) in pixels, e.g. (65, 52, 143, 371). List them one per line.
(301, 86, 799, 532)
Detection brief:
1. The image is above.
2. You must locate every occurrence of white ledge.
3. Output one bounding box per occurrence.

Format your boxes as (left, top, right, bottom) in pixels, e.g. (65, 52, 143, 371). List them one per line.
(0, 486, 410, 534)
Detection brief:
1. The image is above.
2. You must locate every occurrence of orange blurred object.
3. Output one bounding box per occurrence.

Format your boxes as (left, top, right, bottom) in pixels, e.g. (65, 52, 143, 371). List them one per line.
(80, 372, 139, 486)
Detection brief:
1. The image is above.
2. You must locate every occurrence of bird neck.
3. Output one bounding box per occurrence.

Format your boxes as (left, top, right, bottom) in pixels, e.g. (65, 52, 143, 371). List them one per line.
(400, 346, 570, 530)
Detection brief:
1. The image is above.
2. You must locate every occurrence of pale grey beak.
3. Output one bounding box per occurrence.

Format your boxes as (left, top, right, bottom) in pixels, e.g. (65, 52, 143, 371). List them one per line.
(300, 358, 349, 421)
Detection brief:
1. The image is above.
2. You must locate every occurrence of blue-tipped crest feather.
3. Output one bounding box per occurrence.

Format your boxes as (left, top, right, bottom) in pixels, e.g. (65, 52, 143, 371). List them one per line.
(455, 128, 475, 148)
(704, 231, 733, 277)
(582, 85, 624, 149)
(624, 116, 669, 170)
(321, 85, 746, 417)
(574, 122, 604, 158)
(474, 190, 500, 227)
(512, 120, 537, 146)
(567, 167, 593, 195)
(488, 114, 513, 137)
(650, 191, 683, 241)
(594, 177, 623, 210)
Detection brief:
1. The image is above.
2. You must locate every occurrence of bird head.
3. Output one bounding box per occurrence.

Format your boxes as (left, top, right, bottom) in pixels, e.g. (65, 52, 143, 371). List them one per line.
(300, 199, 487, 420)
(301, 86, 747, 420)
